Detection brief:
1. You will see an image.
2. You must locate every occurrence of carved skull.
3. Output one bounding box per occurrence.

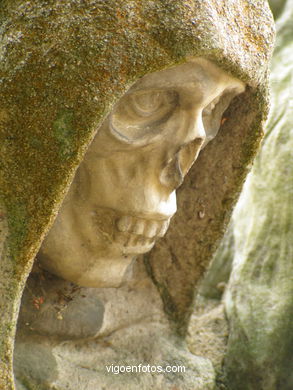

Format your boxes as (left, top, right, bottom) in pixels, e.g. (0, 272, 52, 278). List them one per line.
(38, 58, 244, 287)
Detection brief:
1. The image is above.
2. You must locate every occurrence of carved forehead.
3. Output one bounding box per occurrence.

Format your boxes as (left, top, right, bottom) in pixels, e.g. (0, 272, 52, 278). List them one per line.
(129, 58, 244, 95)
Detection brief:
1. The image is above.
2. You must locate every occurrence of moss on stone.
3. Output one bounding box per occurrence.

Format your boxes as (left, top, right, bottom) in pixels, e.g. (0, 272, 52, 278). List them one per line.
(53, 109, 76, 159)
(0, 0, 274, 387)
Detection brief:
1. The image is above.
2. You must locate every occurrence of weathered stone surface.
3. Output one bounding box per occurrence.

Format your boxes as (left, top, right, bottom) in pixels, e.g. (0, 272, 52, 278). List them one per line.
(17, 270, 105, 340)
(222, 1, 293, 388)
(15, 259, 216, 390)
(14, 330, 216, 390)
(187, 300, 229, 371)
(37, 58, 244, 290)
(0, 1, 274, 388)
(14, 57, 245, 388)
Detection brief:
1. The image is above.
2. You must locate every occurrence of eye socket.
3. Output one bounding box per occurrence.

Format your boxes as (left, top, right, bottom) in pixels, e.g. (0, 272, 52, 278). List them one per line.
(202, 88, 241, 147)
(131, 90, 177, 117)
(109, 89, 178, 143)
(202, 94, 222, 118)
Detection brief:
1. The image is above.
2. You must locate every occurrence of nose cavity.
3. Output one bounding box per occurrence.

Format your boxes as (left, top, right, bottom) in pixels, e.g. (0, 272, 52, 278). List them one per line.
(160, 156, 183, 190)
(178, 137, 204, 176)
(160, 138, 204, 190)
(185, 114, 206, 144)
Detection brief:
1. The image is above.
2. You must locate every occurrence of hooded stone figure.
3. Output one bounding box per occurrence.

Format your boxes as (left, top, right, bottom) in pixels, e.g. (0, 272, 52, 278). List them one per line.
(0, 1, 274, 389)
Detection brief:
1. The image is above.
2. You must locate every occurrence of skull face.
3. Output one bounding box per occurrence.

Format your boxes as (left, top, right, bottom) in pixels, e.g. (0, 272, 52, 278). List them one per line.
(38, 58, 244, 288)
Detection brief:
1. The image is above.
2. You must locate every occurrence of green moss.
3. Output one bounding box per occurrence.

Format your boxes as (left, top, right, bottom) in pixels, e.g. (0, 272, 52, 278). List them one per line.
(17, 376, 45, 390)
(6, 203, 28, 262)
(0, 0, 274, 385)
(53, 110, 75, 160)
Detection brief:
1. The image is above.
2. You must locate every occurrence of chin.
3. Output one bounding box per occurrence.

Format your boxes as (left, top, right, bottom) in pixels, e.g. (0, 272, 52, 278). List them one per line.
(74, 257, 135, 288)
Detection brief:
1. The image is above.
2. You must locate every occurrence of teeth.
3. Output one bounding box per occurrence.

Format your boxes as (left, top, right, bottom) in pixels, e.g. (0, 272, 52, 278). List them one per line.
(116, 216, 133, 232)
(115, 216, 170, 242)
(129, 219, 145, 235)
(157, 220, 170, 237)
(114, 231, 131, 246)
(138, 236, 149, 246)
(125, 234, 137, 247)
(144, 221, 158, 238)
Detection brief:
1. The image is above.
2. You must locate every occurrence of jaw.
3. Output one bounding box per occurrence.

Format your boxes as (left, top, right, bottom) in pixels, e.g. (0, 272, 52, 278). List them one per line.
(38, 241, 137, 288)
(38, 204, 169, 288)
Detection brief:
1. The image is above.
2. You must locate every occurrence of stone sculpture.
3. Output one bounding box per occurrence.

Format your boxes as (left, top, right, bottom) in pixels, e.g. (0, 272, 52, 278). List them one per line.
(14, 58, 244, 390)
(39, 58, 244, 288)
(0, 1, 274, 389)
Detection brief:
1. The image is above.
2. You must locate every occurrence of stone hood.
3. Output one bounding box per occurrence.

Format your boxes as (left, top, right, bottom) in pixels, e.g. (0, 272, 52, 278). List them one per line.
(0, 0, 274, 387)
